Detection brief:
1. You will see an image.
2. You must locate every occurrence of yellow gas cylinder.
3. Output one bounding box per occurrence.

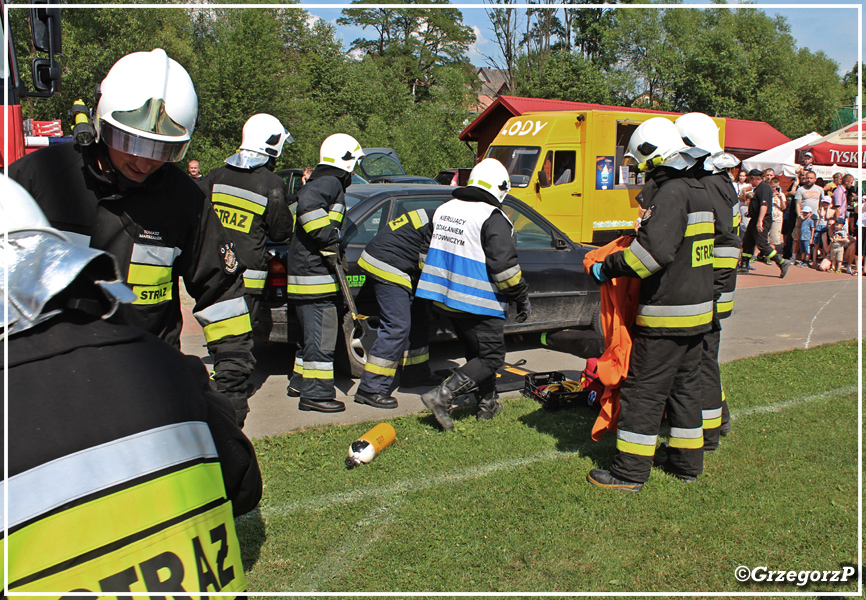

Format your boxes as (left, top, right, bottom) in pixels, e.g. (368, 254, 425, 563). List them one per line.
(346, 423, 396, 468)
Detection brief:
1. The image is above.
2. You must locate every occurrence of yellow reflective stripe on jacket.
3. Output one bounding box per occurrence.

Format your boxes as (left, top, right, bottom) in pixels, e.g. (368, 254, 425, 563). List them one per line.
(491, 265, 522, 290)
(713, 246, 740, 269)
(243, 269, 268, 290)
(212, 184, 268, 215)
(402, 347, 429, 366)
(408, 209, 428, 229)
(10, 499, 245, 595)
(358, 252, 412, 289)
(716, 291, 734, 315)
(623, 239, 661, 279)
(364, 355, 399, 377)
(616, 430, 657, 457)
(684, 210, 715, 237)
(128, 263, 172, 286)
(635, 301, 713, 329)
(328, 203, 345, 224)
(299, 208, 330, 233)
(195, 297, 252, 343)
(668, 426, 704, 449)
(286, 274, 338, 295)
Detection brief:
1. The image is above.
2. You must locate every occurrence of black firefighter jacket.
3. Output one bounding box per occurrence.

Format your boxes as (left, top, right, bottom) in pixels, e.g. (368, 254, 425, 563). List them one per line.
(9, 142, 254, 373)
(201, 163, 294, 295)
(285, 164, 349, 301)
(599, 167, 715, 337)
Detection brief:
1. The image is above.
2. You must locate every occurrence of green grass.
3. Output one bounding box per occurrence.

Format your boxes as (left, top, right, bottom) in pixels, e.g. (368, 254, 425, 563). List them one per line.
(237, 340, 860, 594)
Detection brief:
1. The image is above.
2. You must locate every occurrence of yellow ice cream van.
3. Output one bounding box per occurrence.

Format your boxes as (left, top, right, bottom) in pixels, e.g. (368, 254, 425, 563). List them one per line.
(484, 110, 726, 245)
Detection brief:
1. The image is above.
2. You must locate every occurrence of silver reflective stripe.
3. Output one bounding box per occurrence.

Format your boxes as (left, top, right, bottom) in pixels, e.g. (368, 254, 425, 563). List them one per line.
(637, 301, 714, 317)
(491, 264, 521, 283)
(717, 293, 734, 305)
(688, 211, 714, 225)
(295, 356, 304, 367)
(212, 183, 268, 208)
(416, 280, 505, 312)
(367, 355, 400, 369)
(617, 429, 657, 446)
(413, 209, 429, 226)
(287, 274, 338, 285)
(3, 422, 215, 530)
(422, 265, 499, 293)
(360, 250, 411, 285)
(59, 230, 91, 247)
(304, 361, 333, 371)
(194, 296, 249, 326)
(404, 347, 428, 358)
(243, 269, 267, 281)
(131, 243, 182, 267)
(670, 426, 704, 439)
(629, 240, 662, 274)
(702, 408, 723, 420)
(714, 247, 740, 259)
(298, 208, 329, 225)
(328, 204, 346, 215)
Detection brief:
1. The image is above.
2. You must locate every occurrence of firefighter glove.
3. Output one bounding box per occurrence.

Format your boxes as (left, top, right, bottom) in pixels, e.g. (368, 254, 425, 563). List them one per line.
(515, 297, 531, 323)
(321, 244, 347, 272)
(590, 262, 608, 285)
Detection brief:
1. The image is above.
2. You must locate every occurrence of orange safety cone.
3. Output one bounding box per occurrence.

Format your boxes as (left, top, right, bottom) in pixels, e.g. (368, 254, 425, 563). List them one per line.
(346, 423, 396, 468)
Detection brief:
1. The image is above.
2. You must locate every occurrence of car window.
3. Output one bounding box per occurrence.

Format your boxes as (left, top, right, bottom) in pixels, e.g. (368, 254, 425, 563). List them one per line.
(501, 201, 556, 249)
(358, 153, 405, 178)
(393, 196, 449, 220)
(485, 146, 541, 188)
(344, 202, 388, 246)
(289, 174, 304, 195)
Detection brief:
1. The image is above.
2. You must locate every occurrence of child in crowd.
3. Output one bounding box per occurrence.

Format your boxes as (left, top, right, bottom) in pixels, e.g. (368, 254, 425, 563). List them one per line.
(798, 206, 815, 266)
(812, 198, 832, 266)
(822, 217, 850, 273)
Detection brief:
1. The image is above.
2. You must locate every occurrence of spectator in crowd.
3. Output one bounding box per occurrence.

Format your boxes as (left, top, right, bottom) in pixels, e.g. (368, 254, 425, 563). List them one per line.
(801, 151, 815, 172)
(734, 169, 752, 239)
(824, 172, 843, 195)
(819, 217, 850, 273)
(782, 168, 802, 259)
(791, 169, 824, 262)
(811, 197, 832, 267)
(188, 159, 203, 180)
(833, 175, 854, 226)
(769, 176, 786, 247)
(797, 206, 814, 266)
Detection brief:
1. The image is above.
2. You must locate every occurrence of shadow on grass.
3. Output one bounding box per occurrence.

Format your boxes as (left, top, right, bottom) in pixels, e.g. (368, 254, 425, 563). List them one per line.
(518, 404, 617, 467)
(236, 508, 267, 573)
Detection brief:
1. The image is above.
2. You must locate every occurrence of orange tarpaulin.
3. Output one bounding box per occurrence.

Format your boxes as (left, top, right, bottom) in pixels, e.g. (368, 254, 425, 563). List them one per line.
(583, 237, 641, 441)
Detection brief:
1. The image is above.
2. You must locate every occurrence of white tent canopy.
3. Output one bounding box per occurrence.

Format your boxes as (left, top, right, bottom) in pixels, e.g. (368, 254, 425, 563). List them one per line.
(741, 132, 822, 178)
(742, 131, 865, 180)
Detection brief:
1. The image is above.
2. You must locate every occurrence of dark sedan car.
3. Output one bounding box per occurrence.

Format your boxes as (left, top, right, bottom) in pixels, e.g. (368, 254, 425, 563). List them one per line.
(257, 183, 601, 376)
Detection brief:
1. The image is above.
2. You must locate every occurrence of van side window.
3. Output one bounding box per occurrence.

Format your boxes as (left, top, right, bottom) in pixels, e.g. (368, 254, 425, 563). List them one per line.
(553, 151, 575, 185)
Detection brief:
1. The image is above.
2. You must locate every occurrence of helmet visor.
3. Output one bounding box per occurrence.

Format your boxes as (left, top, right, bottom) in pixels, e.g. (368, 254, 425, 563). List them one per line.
(100, 121, 190, 163)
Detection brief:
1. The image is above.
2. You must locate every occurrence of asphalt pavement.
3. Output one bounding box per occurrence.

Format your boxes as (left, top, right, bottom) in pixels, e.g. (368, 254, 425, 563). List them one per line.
(180, 260, 861, 439)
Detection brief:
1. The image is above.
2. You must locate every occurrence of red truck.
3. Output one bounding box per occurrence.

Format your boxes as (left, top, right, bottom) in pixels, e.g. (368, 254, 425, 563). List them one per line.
(1, 0, 62, 170)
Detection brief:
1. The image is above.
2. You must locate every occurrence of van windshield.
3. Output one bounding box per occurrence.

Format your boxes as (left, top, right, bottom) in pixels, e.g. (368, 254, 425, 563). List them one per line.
(485, 146, 541, 188)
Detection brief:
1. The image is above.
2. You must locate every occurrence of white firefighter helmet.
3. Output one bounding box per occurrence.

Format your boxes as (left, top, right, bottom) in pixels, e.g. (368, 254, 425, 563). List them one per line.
(675, 112, 741, 173)
(624, 117, 694, 172)
(226, 113, 293, 169)
(319, 133, 364, 173)
(95, 48, 198, 163)
(467, 158, 511, 204)
(0, 178, 135, 338)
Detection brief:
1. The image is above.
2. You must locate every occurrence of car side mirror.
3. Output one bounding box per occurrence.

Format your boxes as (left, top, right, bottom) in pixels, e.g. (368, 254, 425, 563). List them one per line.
(537, 170, 550, 190)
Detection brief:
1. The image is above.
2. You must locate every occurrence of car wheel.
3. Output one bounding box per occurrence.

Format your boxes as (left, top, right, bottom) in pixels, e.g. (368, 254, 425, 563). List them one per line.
(336, 311, 380, 378)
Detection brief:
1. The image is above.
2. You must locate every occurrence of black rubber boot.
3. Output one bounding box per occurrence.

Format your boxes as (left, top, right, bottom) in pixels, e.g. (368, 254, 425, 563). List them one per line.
(299, 397, 346, 413)
(420, 370, 476, 431)
(586, 469, 643, 493)
(354, 389, 398, 409)
(776, 256, 791, 278)
(737, 259, 750, 274)
(475, 392, 502, 421)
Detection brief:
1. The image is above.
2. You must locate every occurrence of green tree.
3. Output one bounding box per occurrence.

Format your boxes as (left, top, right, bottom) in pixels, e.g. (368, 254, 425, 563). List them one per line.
(516, 50, 611, 104)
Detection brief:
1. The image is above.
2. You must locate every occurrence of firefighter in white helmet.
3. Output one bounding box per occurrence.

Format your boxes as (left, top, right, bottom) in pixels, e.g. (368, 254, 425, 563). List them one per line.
(416, 158, 531, 430)
(585, 117, 714, 491)
(285, 133, 364, 412)
(675, 112, 742, 447)
(2, 177, 261, 596)
(9, 48, 257, 427)
(200, 113, 294, 325)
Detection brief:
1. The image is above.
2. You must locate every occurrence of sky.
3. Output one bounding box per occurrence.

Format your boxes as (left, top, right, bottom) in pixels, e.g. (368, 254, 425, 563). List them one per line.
(301, 1, 861, 78)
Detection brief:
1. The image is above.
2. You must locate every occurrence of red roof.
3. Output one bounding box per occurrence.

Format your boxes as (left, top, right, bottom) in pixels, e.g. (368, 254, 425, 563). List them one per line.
(460, 95, 790, 156)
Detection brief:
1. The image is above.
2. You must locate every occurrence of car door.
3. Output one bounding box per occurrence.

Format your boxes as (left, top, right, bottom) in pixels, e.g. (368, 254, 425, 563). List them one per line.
(500, 199, 595, 332)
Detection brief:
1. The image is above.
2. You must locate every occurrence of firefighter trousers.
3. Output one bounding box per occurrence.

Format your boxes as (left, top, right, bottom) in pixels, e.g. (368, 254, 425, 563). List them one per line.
(741, 219, 777, 262)
(358, 280, 433, 396)
(701, 323, 724, 450)
(448, 312, 506, 398)
(289, 299, 339, 400)
(610, 333, 704, 483)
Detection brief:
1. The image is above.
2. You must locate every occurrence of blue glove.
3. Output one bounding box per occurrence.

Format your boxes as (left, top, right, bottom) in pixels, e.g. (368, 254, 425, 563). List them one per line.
(590, 262, 608, 284)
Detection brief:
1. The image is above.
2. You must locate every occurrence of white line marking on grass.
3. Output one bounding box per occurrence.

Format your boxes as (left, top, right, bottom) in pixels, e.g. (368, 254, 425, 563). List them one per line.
(804, 280, 851, 348)
(730, 385, 856, 420)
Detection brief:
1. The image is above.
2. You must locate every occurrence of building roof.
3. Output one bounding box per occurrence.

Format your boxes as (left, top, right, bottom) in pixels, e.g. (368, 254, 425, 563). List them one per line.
(459, 95, 790, 156)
